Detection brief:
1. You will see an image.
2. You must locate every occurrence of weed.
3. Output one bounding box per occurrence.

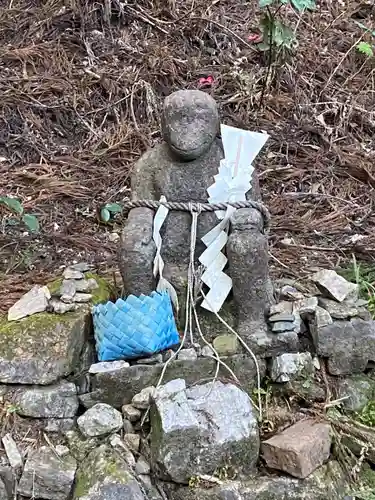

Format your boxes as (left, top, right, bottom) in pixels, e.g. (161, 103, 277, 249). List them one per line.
(354, 21, 375, 58)
(257, 0, 316, 105)
(357, 401, 375, 428)
(99, 203, 123, 224)
(0, 196, 39, 233)
(337, 255, 375, 318)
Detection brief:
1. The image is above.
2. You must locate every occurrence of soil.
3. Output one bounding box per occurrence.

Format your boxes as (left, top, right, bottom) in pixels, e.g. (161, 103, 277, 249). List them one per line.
(0, 0, 374, 313)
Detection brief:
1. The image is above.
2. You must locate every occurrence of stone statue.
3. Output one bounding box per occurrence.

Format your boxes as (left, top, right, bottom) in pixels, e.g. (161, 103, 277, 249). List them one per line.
(119, 90, 275, 348)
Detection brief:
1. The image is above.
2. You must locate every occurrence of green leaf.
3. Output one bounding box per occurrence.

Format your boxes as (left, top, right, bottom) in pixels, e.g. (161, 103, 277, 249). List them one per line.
(290, 0, 316, 11)
(104, 203, 123, 214)
(100, 207, 111, 222)
(0, 196, 23, 215)
(259, 0, 275, 7)
(357, 42, 374, 57)
(22, 214, 40, 233)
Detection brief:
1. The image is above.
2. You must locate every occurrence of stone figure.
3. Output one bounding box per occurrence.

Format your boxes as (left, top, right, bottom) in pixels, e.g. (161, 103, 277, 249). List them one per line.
(119, 90, 275, 347)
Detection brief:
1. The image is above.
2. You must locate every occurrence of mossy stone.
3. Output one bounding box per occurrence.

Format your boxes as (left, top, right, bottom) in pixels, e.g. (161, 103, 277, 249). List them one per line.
(0, 311, 90, 384)
(73, 444, 142, 499)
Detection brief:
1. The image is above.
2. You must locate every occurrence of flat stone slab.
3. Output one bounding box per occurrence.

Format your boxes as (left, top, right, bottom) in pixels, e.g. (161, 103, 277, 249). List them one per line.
(13, 381, 79, 418)
(312, 270, 358, 303)
(80, 355, 266, 409)
(18, 447, 77, 500)
(0, 311, 90, 385)
(261, 419, 331, 479)
(150, 380, 259, 483)
(8, 285, 50, 321)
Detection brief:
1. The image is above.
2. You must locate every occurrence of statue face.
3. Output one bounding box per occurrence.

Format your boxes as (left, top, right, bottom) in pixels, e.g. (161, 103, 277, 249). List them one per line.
(161, 90, 219, 161)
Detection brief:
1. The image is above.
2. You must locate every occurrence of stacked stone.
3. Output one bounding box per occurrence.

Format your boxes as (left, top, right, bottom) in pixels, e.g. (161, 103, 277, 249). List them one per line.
(50, 263, 99, 313)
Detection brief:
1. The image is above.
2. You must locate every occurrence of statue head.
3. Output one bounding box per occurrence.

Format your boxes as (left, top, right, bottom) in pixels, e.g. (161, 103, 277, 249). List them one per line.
(161, 90, 219, 161)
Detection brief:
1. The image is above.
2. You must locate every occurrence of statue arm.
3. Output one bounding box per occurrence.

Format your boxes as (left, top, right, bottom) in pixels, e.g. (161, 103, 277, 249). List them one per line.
(119, 153, 157, 296)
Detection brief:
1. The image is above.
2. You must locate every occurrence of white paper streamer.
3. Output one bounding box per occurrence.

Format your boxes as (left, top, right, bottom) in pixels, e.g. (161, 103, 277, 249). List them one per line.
(153, 196, 179, 311)
(199, 124, 269, 313)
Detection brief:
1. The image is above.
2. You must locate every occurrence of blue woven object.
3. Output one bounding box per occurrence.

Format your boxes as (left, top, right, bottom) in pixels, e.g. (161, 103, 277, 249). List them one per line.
(92, 291, 180, 362)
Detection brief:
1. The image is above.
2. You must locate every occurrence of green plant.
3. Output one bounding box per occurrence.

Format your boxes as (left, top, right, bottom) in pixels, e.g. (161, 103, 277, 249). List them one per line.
(99, 202, 123, 223)
(354, 21, 375, 58)
(257, 0, 316, 105)
(0, 196, 39, 233)
(357, 401, 375, 428)
(337, 256, 375, 318)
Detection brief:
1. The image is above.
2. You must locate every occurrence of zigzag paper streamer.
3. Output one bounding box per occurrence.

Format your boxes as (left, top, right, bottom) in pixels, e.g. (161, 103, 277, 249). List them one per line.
(199, 124, 269, 313)
(153, 196, 179, 312)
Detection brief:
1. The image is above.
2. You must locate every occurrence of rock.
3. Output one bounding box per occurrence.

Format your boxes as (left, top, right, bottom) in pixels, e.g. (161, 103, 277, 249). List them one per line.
(261, 419, 331, 479)
(269, 301, 293, 316)
(150, 381, 259, 483)
(212, 335, 239, 355)
(109, 434, 136, 468)
(8, 285, 50, 321)
(123, 419, 135, 434)
(80, 355, 266, 409)
(49, 299, 77, 314)
(177, 348, 197, 361)
(18, 446, 77, 500)
(268, 312, 295, 323)
(89, 360, 130, 374)
(271, 321, 296, 333)
(314, 319, 375, 375)
(132, 387, 156, 410)
(270, 353, 314, 383)
(122, 405, 142, 422)
(136, 354, 163, 365)
(75, 278, 98, 293)
(73, 444, 144, 499)
(280, 286, 304, 301)
(336, 375, 375, 411)
(0, 478, 7, 500)
(78, 403, 123, 437)
(14, 381, 79, 418)
(2, 434, 22, 469)
(201, 345, 214, 357)
(168, 461, 347, 500)
(60, 280, 77, 303)
(309, 306, 333, 345)
(135, 456, 151, 476)
(312, 270, 358, 303)
(63, 268, 84, 280)
(45, 418, 75, 433)
(297, 296, 319, 317)
(108, 232, 120, 243)
(318, 297, 359, 319)
(0, 311, 90, 385)
(56, 445, 70, 457)
(247, 329, 299, 358)
(73, 293, 92, 303)
(65, 430, 102, 463)
(0, 466, 15, 499)
(70, 263, 91, 272)
(124, 434, 140, 452)
(154, 379, 186, 401)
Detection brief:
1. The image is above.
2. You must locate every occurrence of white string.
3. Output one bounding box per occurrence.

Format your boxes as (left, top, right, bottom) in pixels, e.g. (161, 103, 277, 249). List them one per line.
(147, 204, 262, 423)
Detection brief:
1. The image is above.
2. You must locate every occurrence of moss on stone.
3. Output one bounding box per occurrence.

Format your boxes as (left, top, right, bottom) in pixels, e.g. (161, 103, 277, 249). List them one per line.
(74, 444, 132, 498)
(47, 272, 112, 305)
(0, 311, 82, 359)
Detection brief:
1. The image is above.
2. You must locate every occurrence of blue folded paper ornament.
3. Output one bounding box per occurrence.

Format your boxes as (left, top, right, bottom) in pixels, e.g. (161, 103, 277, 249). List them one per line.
(92, 291, 180, 362)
